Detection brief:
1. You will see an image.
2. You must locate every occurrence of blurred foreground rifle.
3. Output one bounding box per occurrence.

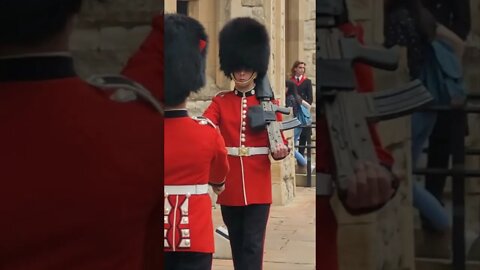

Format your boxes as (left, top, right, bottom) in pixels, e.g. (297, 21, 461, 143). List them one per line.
(316, 0, 433, 203)
(248, 76, 302, 153)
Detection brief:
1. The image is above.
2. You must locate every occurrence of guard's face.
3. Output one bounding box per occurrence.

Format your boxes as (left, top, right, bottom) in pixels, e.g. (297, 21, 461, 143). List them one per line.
(233, 69, 255, 82)
(295, 64, 306, 76)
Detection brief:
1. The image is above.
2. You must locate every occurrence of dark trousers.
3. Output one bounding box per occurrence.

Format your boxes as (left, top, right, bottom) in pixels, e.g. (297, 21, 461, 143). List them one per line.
(421, 132, 451, 231)
(164, 252, 212, 270)
(221, 204, 270, 270)
(424, 111, 467, 204)
(298, 127, 311, 156)
(422, 112, 467, 231)
(425, 134, 451, 204)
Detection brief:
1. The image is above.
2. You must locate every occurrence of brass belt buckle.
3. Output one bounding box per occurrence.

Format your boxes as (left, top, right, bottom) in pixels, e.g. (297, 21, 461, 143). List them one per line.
(239, 146, 249, 156)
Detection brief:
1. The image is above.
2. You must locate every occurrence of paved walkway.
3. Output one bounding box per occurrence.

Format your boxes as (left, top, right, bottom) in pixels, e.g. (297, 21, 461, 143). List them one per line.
(212, 187, 316, 270)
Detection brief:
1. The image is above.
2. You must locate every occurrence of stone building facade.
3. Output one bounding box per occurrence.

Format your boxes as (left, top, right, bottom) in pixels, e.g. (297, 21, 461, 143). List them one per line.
(165, 0, 317, 206)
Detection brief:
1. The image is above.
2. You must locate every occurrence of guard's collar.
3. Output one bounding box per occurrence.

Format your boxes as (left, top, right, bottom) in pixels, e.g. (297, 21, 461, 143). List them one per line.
(234, 88, 255, 97)
(0, 53, 76, 82)
(164, 109, 188, 118)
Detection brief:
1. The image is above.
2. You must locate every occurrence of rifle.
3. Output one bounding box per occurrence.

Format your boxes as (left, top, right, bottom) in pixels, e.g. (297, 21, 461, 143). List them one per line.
(316, 0, 433, 207)
(247, 76, 302, 153)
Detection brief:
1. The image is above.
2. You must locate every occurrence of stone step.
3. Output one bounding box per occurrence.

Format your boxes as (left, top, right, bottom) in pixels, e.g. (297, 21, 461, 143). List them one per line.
(415, 258, 480, 270)
(296, 173, 316, 187)
(414, 229, 480, 263)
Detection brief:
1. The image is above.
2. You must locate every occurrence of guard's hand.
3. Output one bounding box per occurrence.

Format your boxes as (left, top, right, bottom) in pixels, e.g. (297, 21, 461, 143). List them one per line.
(212, 185, 225, 195)
(272, 143, 289, 160)
(345, 161, 395, 210)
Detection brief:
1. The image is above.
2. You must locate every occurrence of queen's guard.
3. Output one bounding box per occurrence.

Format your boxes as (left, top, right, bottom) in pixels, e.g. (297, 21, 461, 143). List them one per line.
(203, 17, 290, 270)
(163, 14, 230, 270)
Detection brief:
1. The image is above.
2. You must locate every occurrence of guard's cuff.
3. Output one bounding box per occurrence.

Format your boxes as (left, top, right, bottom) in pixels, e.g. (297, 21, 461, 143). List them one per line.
(209, 180, 225, 187)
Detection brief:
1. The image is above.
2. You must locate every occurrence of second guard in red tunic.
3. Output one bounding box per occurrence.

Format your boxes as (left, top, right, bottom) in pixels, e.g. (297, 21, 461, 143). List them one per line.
(203, 17, 289, 270)
(163, 14, 229, 270)
(203, 91, 286, 206)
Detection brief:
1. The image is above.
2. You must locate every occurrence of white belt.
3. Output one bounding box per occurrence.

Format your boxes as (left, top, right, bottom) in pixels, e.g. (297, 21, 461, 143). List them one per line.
(316, 173, 334, 196)
(226, 146, 269, 157)
(164, 184, 209, 195)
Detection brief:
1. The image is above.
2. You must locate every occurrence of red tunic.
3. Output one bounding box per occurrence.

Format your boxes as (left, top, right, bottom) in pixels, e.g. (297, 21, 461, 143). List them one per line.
(120, 14, 163, 268)
(203, 90, 286, 206)
(290, 74, 308, 87)
(316, 22, 394, 270)
(0, 65, 162, 269)
(122, 15, 163, 102)
(164, 112, 229, 253)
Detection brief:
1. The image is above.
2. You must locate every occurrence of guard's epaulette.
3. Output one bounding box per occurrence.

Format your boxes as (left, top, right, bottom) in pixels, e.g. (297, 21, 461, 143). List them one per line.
(191, 116, 217, 129)
(87, 74, 163, 114)
(214, 90, 232, 97)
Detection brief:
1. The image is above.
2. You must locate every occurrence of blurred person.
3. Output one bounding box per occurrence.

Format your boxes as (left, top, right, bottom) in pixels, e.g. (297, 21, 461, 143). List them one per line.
(384, 0, 468, 257)
(290, 61, 313, 158)
(0, 1, 162, 269)
(421, 0, 471, 227)
(162, 14, 229, 270)
(285, 79, 309, 171)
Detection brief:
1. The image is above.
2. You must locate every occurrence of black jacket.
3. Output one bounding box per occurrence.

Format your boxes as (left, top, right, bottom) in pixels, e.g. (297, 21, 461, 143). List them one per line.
(294, 78, 313, 105)
(422, 0, 471, 40)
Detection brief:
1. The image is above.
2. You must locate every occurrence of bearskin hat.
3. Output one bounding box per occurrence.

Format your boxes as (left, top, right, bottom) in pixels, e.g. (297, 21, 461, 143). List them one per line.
(164, 14, 208, 106)
(219, 17, 270, 79)
(0, 0, 83, 45)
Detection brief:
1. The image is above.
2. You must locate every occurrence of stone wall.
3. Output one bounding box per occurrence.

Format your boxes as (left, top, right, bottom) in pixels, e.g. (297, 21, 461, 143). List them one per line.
(71, 0, 161, 78)
(285, 0, 316, 90)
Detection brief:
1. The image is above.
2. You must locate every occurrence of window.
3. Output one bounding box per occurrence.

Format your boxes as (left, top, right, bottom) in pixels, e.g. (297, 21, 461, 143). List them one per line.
(177, 0, 189, 16)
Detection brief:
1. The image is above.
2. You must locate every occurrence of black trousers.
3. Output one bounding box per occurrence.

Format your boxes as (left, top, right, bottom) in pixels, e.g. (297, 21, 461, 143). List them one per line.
(164, 252, 212, 270)
(424, 111, 469, 203)
(425, 135, 451, 205)
(298, 127, 311, 156)
(221, 204, 270, 270)
(422, 111, 467, 231)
